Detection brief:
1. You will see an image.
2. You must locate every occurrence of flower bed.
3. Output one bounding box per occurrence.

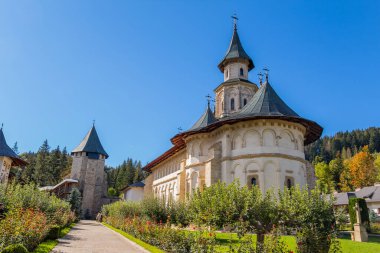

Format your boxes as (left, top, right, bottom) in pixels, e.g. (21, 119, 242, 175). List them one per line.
(0, 183, 76, 252)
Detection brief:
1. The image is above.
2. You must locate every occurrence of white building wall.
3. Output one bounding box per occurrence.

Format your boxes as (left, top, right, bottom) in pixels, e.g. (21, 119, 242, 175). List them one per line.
(150, 119, 312, 200)
(124, 188, 144, 202)
(224, 62, 249, 81)
(185, 119, 308, 192)
(151, 151, 186, 201)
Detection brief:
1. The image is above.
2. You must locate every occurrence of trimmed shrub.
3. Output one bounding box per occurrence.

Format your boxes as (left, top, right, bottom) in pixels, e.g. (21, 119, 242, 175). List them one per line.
(46, 225, 61, 240)
(1, 244, 28, 253)
(348, 198, 370, 231)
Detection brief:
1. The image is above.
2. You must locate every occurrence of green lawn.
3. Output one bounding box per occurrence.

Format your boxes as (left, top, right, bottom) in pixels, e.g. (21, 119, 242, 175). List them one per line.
(214, 232, 380, 253)
(32, 223, 76, 253)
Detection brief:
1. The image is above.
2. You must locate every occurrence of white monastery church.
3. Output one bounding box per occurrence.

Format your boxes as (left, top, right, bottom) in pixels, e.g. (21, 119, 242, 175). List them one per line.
(142, 22, 323, 201)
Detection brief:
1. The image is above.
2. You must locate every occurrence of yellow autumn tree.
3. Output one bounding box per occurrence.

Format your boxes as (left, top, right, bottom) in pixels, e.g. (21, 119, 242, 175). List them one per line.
(348, 146, 378, 188)
(339, 159, 353, 192)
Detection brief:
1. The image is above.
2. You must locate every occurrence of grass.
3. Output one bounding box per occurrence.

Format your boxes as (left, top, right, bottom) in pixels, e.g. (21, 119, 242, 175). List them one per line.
(102, 223, 164, 253)
(213, 232, 380, 253)
(32, 223, 76, 253)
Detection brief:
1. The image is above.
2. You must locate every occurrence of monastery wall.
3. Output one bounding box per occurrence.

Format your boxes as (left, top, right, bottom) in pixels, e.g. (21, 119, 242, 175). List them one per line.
(151, 150, 186, 201)
(184, 119, 311, 193)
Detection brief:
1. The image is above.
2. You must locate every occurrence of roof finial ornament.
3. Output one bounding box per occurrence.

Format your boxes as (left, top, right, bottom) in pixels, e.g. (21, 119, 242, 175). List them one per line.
(92, 120, 95, 127)
(206, 94, 212, 108)
(263, 67, 269, 82)
(1, 123, 3, 130)
(258, 72, 263, 85)
(231, 13, 238, 31)
(177, 127, 183, 133)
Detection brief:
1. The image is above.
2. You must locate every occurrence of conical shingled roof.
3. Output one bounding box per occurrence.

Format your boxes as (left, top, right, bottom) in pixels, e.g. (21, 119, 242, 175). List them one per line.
(189, 105, 217, 131)
(238, 81, 299, 117)
(71, 126, 108, 158)
(0, 128, 28, 166)
(218, 27, 254, 72)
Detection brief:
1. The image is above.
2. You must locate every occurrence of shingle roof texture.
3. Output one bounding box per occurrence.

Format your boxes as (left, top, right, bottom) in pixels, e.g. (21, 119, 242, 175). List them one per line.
(71, 126, 108, 158)
(237, 81, 299, 117)
(218, 27, 254, 72)
(0, 128, 27, 166)
(189, 106, 217, 131)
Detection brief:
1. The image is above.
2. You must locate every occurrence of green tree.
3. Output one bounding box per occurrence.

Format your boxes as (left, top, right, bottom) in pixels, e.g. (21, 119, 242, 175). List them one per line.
(12, 142, 19, 155)
(329, 156, 345, 191)
(314, 161, 334, 193)
(69, 187, 82, 218)
(33, 140, 50, 186)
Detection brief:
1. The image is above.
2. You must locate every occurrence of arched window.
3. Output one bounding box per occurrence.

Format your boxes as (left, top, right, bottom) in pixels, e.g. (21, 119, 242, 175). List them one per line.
(243, 98, 248, 106)
(240, 68, 244, 76)
(287, 178, 293, 189)
(231, 98, 235, 110)
(251, 177, 257, 186)
(226, 70, 229, 78)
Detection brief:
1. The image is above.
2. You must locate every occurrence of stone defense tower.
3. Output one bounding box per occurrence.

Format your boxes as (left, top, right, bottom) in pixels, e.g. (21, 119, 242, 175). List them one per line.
(215, 21, 258, 118)
(0, 126, 27, 185)
(71, 125, 108, 219)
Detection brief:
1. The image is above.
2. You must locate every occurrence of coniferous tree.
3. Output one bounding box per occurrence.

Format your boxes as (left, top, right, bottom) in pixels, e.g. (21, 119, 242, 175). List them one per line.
(12, 142, 19, 155)
(33, 140, 50, 186)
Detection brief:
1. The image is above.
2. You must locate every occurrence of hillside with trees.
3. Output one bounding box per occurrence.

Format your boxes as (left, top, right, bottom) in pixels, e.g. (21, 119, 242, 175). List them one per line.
(105, 158, 146, 195)
(10, 140, 72, 186)
(305, 127, 380, 193)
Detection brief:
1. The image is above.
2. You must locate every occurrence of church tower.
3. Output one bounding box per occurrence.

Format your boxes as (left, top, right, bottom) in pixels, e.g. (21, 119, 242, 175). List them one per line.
(71, 124, 108, 219)
(0, 126, 27, 185)
(215, 19, 258, 118)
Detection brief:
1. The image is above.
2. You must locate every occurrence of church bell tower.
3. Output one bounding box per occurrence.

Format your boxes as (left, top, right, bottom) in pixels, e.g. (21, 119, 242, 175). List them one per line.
(214, 17, 258, 118)
(71, 124, 108, 219)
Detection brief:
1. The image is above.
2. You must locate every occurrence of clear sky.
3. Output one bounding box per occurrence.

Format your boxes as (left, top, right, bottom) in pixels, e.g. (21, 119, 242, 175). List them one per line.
(0, 1, 379, 166)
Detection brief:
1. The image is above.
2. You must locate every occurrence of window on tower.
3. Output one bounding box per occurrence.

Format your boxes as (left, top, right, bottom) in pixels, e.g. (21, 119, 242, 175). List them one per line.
(231, 98, 235, 110)
(243, 98, 248, 106)
(240, 68, 244, 76)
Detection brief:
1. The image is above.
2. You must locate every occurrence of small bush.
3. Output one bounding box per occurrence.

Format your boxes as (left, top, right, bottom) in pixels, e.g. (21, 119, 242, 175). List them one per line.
(1, 244, 28, 253)
(108, 187, 117, 197)
(46, 225, 61, 240)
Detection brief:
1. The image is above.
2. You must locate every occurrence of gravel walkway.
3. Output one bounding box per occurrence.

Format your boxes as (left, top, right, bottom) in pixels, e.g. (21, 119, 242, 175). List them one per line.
(52, 220, 148, 253)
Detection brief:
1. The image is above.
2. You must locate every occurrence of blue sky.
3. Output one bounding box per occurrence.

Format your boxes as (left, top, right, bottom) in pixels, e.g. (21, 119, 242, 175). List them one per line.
(0, 1, 379, 166)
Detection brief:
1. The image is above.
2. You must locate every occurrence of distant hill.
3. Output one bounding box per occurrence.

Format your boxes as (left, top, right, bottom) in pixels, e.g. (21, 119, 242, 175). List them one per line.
(305, 127, 380, 163)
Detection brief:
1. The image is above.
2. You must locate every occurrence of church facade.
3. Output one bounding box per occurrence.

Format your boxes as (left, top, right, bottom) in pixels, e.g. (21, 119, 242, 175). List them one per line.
(142, 23, 323, 201)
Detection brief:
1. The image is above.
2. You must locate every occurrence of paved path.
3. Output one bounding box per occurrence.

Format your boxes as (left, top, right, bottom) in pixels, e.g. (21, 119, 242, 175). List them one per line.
(52, 220, 148, 253)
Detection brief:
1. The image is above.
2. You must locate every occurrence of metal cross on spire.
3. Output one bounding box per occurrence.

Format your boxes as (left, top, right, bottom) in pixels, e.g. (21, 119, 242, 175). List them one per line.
(258, 72, 263, 85)
(206, 94, 212, 108)
(263, 67, 270, 82)
(93, 120, 96, 127)
(231, 14, 239, 30)
(0, 123, 3, 130)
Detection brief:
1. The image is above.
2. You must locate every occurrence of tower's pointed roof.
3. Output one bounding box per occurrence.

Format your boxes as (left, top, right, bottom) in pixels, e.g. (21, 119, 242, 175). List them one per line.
(71, 125, 108, 158)
(238, 81, 299, 117)
(218, 25, 254, 72)
(0, 128, 28, 166)
(189, 104, 217, 131)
